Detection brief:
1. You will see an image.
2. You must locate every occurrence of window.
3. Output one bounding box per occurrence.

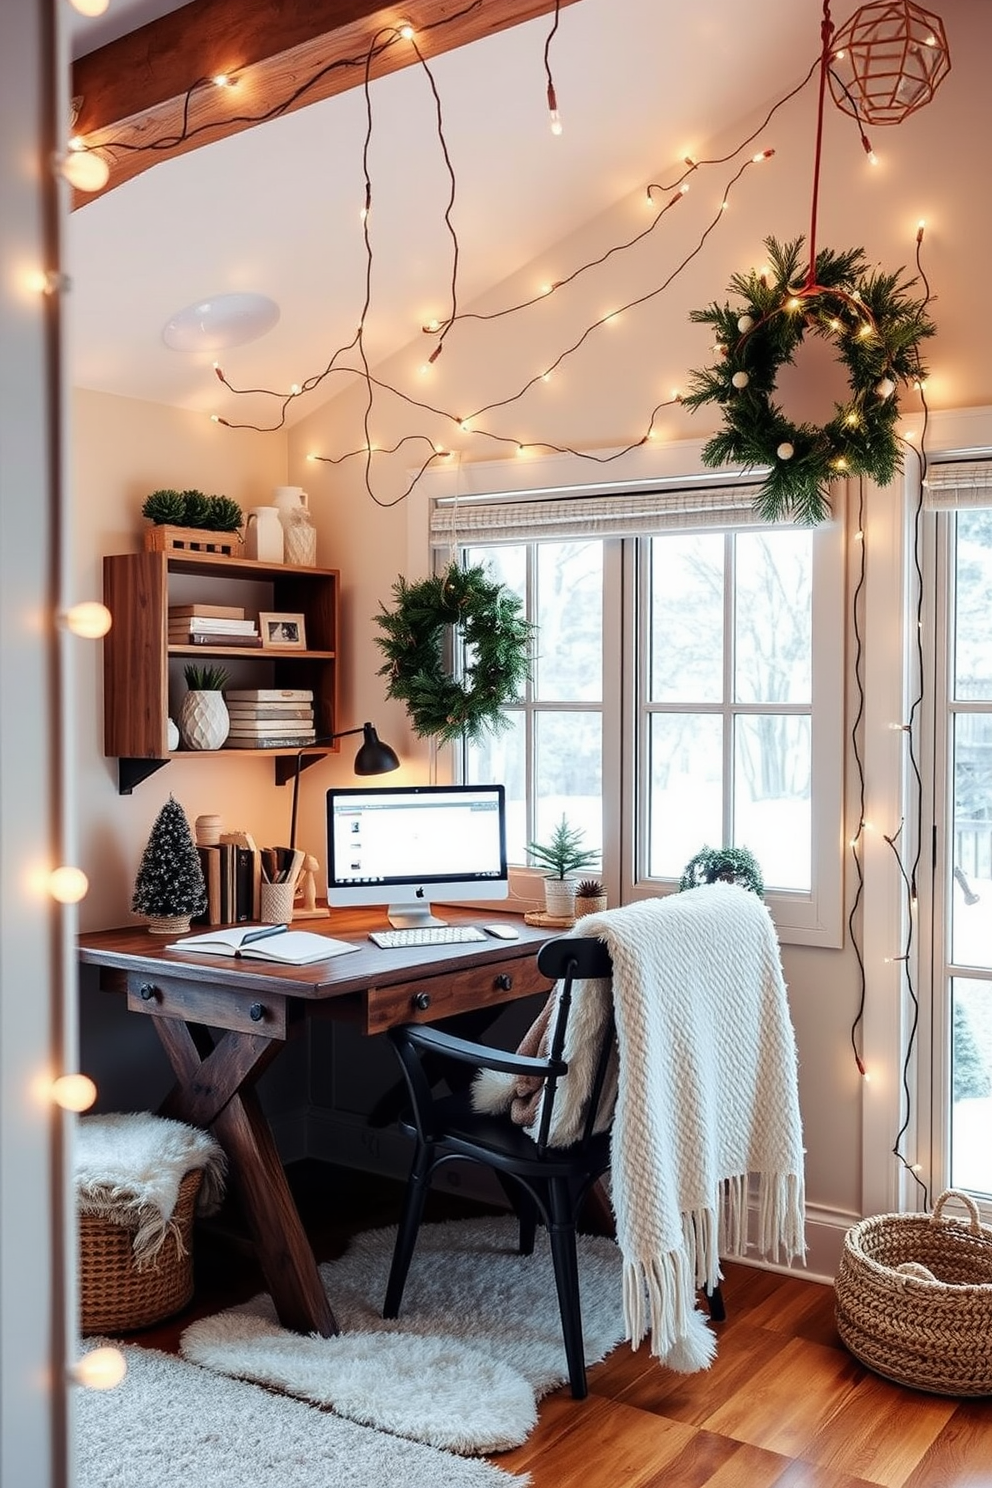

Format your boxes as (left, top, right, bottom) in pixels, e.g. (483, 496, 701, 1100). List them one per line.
(430, 468, 845, 945)
(923, 462, 992, 1199)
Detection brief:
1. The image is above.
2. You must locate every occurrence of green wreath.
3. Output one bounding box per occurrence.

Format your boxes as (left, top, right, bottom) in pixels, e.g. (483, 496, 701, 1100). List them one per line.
(679, 845, 765, 897)
(682, 236, 935, 525)
(373, 562, 534, 744)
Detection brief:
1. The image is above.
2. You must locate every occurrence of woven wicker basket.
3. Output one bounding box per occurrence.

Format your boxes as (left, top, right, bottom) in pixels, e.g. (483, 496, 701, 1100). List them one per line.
(835, 1188, 992, 1396)
(79, 1167, 202, 1335)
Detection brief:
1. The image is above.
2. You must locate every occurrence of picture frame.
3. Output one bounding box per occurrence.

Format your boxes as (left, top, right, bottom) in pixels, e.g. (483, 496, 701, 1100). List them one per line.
(259, 612, 307, 650)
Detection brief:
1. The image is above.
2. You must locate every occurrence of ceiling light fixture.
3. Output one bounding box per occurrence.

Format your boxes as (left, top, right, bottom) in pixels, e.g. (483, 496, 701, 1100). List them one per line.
(162, 293, 280, 352)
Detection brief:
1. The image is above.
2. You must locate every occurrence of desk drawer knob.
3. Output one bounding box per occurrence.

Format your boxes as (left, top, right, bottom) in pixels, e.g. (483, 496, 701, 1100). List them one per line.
(249, 1002, 265, 1023)
(412, 991, 432, 1012)
(495, 974, 513, 992)
(138, 982, 159, 1002)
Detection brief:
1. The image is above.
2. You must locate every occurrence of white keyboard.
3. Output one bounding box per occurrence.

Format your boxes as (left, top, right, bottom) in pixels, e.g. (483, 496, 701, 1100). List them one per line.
(369, 926, 488, 949)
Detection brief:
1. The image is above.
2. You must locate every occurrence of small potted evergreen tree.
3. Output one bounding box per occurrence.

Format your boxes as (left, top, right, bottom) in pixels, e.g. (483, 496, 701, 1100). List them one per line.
(527, 815, 601, 920)
(131, 796, 207, 934)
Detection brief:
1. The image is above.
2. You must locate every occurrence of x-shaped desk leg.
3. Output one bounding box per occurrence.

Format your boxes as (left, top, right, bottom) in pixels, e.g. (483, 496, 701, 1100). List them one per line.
(153, 1015, 338, 1337)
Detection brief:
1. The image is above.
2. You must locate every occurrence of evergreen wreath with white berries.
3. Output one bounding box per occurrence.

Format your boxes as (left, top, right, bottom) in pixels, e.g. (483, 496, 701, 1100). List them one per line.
(373, 561, 534, 744)
(681, 236, 935, 525)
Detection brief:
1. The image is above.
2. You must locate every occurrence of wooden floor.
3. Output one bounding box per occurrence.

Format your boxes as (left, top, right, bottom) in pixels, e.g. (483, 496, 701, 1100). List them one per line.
(130, 1162, 992, 1488)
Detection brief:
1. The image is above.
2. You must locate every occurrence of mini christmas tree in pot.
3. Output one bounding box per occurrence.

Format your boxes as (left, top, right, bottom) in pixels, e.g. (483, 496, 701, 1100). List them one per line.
(527, 815, 601, 920)
(131, 796, 207, 934)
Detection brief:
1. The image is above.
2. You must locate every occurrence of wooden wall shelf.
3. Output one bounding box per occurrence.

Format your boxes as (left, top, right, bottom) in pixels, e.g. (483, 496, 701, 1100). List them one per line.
(103, 551, 340, 794)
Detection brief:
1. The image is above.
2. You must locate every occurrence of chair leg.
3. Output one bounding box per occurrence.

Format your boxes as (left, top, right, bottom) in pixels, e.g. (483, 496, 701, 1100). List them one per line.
(493, 1172, 540, 1255)
(704, 1283, 726, 1323)
(383, 1143, 433, 1319)
(546, 1181, 587, 1399)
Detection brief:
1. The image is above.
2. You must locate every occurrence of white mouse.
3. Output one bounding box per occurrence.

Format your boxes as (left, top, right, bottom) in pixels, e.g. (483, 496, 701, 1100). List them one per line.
(483, 923, 519, 940)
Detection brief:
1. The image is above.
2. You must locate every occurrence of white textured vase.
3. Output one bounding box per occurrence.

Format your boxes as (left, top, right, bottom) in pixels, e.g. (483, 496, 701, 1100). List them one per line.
(543, 877, 577, 920)
(178, 689, 230, 750)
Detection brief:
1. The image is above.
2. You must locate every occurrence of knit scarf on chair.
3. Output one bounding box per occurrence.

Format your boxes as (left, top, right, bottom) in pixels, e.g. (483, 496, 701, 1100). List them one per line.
(473, 885, 806, 1372)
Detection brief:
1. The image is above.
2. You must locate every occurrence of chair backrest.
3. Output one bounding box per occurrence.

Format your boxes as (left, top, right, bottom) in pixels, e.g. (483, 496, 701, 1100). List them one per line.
(532, 936, 616, 1154)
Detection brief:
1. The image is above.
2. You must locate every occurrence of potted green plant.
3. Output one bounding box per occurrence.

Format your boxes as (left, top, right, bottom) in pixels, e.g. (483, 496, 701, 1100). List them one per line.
(179, 664, 230, 751)
(678, 845, 765, 896)
(131, 796, 207, 934)
(142, 489, 244, 557)
(527, 815, 601, 920)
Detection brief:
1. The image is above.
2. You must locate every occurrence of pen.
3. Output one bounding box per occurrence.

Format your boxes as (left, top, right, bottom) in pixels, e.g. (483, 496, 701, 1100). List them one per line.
(241, 923, 289, 946)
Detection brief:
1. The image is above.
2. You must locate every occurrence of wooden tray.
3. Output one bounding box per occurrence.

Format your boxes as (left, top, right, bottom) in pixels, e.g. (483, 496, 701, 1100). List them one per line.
(523, 910, 576, 928)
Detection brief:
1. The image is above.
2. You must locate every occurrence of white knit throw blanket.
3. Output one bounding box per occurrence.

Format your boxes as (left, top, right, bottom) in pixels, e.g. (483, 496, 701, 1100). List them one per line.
(473, 884, 806, 1371)
(76, 1112, 227, 1265)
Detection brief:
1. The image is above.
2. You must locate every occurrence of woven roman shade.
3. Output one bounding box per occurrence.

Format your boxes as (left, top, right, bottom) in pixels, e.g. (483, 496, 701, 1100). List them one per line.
(429, 477, 778, 548)
(922, 457, 992, 510)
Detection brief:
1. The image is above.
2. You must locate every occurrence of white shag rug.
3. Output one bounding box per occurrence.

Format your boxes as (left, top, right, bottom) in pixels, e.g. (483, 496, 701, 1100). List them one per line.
(75, 1341, 522, 1488)
(181, 1216, 626, 1454)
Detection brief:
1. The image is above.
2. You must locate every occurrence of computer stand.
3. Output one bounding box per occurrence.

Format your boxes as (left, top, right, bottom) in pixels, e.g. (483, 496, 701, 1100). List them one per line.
(386, 905, 448, 929)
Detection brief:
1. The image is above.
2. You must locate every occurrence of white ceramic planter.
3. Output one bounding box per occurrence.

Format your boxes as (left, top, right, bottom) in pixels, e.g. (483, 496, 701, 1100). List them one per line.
(178, 689, 230, 750)
(543, 877, 578, 919)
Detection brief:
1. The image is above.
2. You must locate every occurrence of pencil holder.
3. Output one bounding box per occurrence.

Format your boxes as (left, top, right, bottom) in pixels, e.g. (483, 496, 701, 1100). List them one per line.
(259, 881, 296, 924)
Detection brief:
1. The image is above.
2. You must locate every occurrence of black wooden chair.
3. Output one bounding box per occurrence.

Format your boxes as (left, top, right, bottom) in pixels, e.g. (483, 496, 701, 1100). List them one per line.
(383, 935, 623, 1398)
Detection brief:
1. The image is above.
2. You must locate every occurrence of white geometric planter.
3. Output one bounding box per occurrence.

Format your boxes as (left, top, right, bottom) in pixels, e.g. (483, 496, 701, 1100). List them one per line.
(178, 689, 230, 750)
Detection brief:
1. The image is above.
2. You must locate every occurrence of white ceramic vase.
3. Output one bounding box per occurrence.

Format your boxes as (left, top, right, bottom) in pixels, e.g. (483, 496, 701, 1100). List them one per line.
(273, 487, 316, 567)
(178, 689, 230, 750)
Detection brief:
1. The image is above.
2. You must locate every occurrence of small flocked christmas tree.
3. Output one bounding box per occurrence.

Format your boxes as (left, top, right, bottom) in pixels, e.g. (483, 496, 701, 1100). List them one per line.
(131, 796, 207, 933)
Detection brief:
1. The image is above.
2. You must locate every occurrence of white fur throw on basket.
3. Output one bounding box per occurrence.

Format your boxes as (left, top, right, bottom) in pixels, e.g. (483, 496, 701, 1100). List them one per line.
(76, 1112, 227, 1265)
(473, 884, 806, 1373)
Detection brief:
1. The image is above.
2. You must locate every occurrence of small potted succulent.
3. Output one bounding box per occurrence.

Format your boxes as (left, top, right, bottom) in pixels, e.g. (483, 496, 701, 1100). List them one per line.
(527, 815, 601, 920)
(179, 664, 230, 751)
(131, 796, 207, 934)
(573, 878, 608, 918)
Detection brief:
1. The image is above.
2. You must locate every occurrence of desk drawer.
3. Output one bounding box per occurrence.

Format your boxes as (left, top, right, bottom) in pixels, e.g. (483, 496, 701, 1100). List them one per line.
(125, 973, 288, 1039)
(363, 954, 550, 1035)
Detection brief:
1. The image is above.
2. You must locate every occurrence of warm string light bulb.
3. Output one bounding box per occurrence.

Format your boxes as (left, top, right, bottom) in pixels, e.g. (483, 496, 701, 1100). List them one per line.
(49, 866, 89, 903)
(62, 601, 112, 638)
(68, 0, 110, 14)
(547, 82, 562, 136)
(51, 1073, 97, 1112)
(58, 148, 110, 193)
(70, 1347, 127, 1390)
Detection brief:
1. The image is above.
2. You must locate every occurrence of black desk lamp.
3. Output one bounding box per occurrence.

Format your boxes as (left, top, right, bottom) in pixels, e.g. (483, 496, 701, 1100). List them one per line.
(288, 722, 399, 852)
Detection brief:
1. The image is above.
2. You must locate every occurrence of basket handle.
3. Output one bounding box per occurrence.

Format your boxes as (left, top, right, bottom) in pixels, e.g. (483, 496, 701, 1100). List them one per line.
(931, 1188, 982, 1234)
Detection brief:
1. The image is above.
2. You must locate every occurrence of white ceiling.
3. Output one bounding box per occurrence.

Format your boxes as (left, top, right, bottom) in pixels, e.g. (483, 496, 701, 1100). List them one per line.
(63, 2, 859, 424)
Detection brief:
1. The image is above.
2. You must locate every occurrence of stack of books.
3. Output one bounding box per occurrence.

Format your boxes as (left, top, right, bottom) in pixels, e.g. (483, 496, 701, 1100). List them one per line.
(224, 688, 316, 748)
(168, 603, 261, 648)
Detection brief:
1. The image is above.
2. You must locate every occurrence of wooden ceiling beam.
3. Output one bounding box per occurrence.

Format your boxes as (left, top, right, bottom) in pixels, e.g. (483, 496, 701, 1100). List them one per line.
(70, 0, 581, 205)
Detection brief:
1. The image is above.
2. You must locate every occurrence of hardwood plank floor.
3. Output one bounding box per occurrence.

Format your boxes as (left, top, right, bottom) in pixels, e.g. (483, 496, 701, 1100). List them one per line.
(119, 1161, 992, 1487)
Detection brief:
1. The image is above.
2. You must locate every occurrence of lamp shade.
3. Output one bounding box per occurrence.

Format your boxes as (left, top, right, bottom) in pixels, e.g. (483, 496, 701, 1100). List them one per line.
(353, 723, 400, 775)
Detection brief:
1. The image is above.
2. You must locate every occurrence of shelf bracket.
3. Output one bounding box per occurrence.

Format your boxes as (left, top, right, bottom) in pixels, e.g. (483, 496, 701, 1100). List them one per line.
(274, 752, 325, 787)
(118, 757, 170, 794)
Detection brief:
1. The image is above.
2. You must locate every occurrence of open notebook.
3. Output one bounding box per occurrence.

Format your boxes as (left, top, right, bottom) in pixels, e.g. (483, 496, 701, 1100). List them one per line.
(166, 925, 359, 965)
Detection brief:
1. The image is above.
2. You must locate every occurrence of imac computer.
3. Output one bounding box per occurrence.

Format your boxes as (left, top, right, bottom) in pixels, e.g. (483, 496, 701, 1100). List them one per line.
(325, 783, 508, 929)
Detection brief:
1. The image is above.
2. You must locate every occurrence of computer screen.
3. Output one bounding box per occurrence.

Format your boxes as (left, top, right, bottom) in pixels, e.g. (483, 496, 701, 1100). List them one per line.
(325, 783, 508, 928)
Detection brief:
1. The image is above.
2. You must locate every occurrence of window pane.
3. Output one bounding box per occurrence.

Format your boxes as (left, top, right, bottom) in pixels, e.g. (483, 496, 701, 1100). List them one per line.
(952, 712, 992, 968)
(534, 711, 602, 854)
(467, 712, 526, 864)
(951, 977, 992, 1197)
(536, 542, 602, 701)
(466, 544, 526, 604)
(735, 531, 812, 704)
(649, 534, 724, 703)
(647, 713, 722, 878)
(954, 510, 992, 700)
(734, 715, 811, 891)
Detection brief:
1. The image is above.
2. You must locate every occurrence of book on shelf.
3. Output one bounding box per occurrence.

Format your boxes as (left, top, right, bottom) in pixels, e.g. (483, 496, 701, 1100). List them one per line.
(225, 688, 314, 703)
(193, 845, 222, 926)
(226, 705, 315, 722)
(168, 603, 246, 621)
(169, 618, 259, 635)
(165, 925, 359, 965)
(224, 734, 317, 749)
(226, 720, 317, 735)
(172, 632, 264, 648)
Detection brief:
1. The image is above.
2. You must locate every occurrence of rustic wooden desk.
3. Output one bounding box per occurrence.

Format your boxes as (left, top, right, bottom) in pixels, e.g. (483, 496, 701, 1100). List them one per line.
(77, 908, 554, 1337)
